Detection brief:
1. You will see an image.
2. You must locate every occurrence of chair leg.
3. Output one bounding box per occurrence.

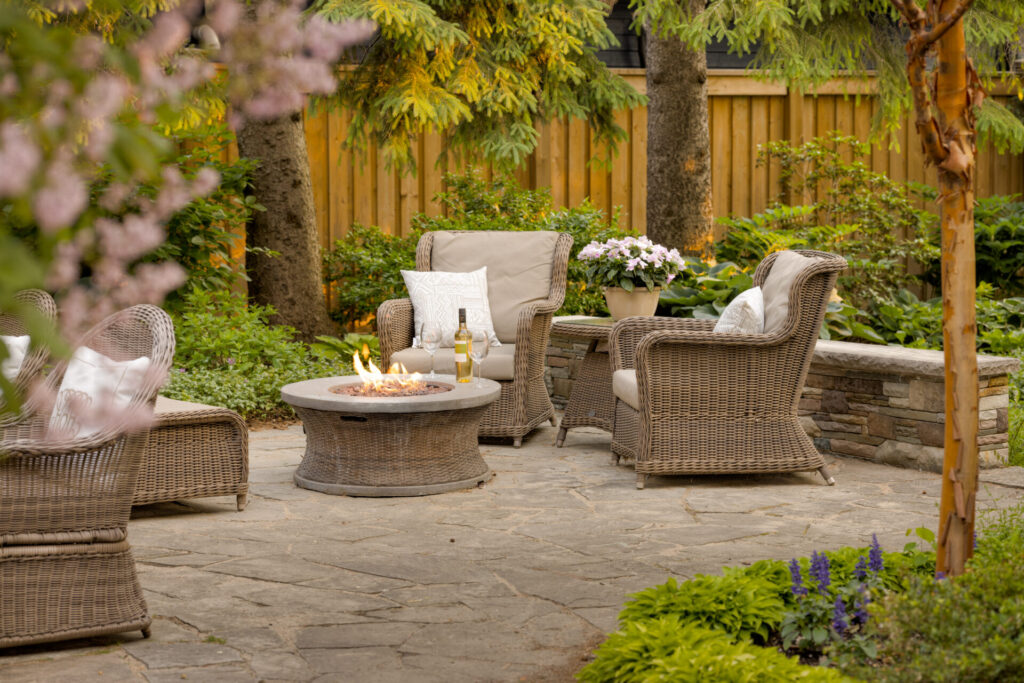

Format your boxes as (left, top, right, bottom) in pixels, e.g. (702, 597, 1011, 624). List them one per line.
(142, 627, 152, 639)
(513, 437, 523, 448)
(636, 473, 647, 489)
(818, 465, 836, 486)
(549, 415, 558, 427)
(611, 453, 620, 465)
(555, 426, 567, 448)
(236, 493, 248, 511)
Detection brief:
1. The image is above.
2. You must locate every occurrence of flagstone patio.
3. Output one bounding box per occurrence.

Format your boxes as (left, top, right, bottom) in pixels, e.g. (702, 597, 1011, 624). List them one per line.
(3, 419, 1024, 682)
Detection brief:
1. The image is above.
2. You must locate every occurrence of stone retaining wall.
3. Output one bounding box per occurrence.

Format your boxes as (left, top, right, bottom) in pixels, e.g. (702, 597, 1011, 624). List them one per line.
(544, 335, 1020, 472)
(801, 341, 1018, 472)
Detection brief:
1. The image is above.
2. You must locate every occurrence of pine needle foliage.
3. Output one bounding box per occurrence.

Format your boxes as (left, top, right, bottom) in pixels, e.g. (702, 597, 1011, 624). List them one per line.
(314, 0, 645, 172)
(631, 0, 1024, 152)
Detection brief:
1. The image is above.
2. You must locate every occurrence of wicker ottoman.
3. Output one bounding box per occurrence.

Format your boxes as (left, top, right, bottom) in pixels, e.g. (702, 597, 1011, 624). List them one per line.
(134, 397, 249, 510)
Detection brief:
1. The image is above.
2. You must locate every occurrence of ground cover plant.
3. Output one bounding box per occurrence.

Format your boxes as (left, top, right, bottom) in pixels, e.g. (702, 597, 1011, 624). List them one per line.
(162, 289, 344, 420)
(323, 172, 631, 330)
(581, 505, 1024, 681)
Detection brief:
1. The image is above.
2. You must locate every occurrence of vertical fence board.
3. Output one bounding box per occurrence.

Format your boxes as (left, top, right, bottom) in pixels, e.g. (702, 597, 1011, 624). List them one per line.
(246, 71, 1023, 256)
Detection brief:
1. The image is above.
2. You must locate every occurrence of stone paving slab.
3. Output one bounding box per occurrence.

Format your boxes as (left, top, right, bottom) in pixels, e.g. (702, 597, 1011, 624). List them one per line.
(3, 419, 1024, 682)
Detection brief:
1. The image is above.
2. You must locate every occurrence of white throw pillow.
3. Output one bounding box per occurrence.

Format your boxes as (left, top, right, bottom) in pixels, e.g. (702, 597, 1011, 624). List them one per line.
(1, 334, 31, 382)
(714, 287, 765, 335)
(49, 346, 152, 439)
(402, 267, 501, 348)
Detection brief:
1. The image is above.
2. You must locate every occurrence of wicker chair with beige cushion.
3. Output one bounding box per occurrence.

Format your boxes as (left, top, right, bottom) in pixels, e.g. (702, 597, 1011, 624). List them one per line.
(0, 304, 174, 648)
(0, 289, 57, 413)
(609, 250, 847, 489)
(378, 231, 573, 447)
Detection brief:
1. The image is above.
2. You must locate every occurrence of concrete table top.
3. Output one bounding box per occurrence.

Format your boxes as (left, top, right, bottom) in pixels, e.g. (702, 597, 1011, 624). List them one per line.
(281, 375, 501, 414)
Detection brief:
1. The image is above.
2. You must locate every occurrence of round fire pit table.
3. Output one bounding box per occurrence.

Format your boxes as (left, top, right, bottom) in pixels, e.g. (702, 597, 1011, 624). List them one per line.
(281, 375, 501, 497)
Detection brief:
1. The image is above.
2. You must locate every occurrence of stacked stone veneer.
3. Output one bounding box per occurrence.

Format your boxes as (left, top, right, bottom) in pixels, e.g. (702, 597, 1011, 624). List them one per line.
(544, 332, 592, 409)
(544, 334, 1019, 472)
(800, 341, 1018, 472)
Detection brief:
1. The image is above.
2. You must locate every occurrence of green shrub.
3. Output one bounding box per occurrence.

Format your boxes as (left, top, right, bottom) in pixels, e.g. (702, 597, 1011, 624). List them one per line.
(162, 289, 347, 420)
(618, 561, 790, 643)
(834, 504, 1024, 681)
(578, 618, 850, 683)
(322, 224, 417, 330)
(837, 561, 1024, 682)
(1011, 404, 1023, 468)
(144, 125, 262, 311)
(868, 284, 1024, 354)
(921, 194, 1024, 297)
(322, 171, 629, 330)
(657, 259, 754, 319)
(715, 133, 938, 308)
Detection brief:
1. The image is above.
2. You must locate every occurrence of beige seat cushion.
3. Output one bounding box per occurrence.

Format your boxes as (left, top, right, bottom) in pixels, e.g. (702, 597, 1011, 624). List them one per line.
(761, 251, 822, 334)
(390, 344, 516, 381)
(612, 369, 640, 411)
(429, 231, 560, 343)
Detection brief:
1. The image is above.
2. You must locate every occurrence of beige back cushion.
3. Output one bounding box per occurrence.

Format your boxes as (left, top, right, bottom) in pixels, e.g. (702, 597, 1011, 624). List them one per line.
(430, 231, 559, 343)
(761, 251, 822, 334)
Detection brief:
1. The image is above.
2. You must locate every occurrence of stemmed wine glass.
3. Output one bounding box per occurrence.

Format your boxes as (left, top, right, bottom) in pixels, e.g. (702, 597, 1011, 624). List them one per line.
(469, 329, 490, 387)
(420, 322, 442, 379)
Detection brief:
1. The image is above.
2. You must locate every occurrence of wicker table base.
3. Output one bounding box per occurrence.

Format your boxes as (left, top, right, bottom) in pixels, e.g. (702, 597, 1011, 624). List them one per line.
(282, 375, 500, 497)
(552, 318, 615, 447)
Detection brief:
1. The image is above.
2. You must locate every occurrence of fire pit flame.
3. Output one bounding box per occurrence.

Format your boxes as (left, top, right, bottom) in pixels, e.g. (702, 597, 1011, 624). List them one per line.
(352, 353, 426, 395)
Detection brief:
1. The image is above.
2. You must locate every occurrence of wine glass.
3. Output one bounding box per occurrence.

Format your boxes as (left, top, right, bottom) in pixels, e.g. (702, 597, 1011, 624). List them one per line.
(420, 322, 442, 379)
(468, 329, 490, 387)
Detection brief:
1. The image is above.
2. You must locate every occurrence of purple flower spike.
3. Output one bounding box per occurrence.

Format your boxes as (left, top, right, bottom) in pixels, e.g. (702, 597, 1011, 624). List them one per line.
(789, 558, 808, 597)
(854, 585, 870, 624)
(832, 596, 848, 634)
(853, 556, 868, 580)
(869, 534, 884, 573)
(810, 551, 831, 594)
(936, 571, 947, 581)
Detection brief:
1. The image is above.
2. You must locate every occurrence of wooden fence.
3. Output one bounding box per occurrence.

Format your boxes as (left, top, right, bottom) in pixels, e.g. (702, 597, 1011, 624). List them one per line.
(225, 69, 1024, 250)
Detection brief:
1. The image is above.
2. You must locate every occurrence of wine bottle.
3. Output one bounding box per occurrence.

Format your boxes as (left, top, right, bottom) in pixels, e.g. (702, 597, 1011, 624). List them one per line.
(454, 308, 473, 383)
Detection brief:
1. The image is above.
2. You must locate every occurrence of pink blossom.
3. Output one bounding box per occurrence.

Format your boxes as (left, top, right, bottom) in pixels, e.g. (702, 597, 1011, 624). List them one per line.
(0, 123, 41, 197)
(208, 0, 244, 36)
(33, 161, 88, 233)
(192, 167, 221, 196)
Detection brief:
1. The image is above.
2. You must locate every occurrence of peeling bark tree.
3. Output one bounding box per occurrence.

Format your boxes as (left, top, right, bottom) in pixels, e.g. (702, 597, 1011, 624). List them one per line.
(236, 113, 334, 341)
(890, 0, 979, 577)
(645, 2, 714, 258)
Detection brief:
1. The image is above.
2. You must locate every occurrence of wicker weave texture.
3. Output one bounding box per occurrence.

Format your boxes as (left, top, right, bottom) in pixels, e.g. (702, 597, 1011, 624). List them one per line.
(293, 405, 491, 494)
(551, 321, 616, 446)
(134, 398, 249, 510)
(0, 290, 57, 413)
(609, 251, 846, 487)
(0, 304, 175, 647)
(378, 231, 572, 444)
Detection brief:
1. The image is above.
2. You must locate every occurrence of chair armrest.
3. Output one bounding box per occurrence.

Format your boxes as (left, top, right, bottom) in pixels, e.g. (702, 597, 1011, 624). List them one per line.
(377, 298, 415, 369)
(609, 316, 716, 370)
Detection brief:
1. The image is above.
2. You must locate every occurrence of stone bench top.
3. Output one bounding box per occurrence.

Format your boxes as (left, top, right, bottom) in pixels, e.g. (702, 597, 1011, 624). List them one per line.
(812, 340, 1020, 379)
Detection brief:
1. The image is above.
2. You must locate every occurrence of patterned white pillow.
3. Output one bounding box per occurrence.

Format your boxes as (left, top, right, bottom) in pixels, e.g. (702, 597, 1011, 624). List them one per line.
(714, 286, 765, 335)
(401, 267, 501, 348)
(49, 346, 152, 439)
(1, 334, 30, 382)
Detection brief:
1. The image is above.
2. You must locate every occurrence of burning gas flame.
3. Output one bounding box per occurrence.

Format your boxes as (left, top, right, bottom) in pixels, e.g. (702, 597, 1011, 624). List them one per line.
(353, 353, 425, 394)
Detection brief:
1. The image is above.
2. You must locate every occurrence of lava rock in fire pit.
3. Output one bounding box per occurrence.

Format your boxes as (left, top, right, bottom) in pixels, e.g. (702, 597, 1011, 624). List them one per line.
(329, 381, 454, 398)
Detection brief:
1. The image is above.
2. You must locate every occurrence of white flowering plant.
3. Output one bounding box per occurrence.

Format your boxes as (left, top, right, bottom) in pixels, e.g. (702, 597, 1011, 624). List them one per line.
(577, 236, 686, 292)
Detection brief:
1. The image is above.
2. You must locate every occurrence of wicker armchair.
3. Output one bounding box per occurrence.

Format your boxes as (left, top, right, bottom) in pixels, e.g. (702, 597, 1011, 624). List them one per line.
(0, 304, 175, 648)
(0, 289, 57, 413)
(609, 250, 847, 489)
(378, 231, 572, 447)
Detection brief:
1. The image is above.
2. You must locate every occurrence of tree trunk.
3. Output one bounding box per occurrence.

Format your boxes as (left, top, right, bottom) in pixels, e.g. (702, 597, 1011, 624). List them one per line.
(644, 3, 713, 258)
(236, 112, 333, 342)
(934, 3, 979, 577)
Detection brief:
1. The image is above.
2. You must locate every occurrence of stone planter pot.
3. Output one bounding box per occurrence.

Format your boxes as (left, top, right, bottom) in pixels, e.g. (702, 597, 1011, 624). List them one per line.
(603, 286, 661, 321)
